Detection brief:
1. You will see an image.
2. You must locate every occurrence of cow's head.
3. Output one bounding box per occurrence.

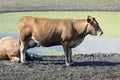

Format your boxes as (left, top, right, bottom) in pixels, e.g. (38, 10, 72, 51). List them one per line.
(87, 15, 103, 36)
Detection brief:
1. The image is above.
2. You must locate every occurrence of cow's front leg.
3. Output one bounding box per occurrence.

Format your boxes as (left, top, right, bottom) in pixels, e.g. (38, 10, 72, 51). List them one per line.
(63, 46, 71, 66)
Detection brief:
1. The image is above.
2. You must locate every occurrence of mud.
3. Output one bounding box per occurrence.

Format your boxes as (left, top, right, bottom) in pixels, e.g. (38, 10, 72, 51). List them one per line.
(0, 53, 120, 80)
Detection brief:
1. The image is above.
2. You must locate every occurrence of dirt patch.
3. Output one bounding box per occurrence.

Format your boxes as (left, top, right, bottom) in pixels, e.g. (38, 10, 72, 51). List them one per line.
(0, 53, 120, 80)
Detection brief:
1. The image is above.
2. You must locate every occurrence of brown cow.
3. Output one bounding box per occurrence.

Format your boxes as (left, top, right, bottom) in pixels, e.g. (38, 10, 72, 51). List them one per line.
(0, 36, 37, 62)
(18, 15, 103, 66)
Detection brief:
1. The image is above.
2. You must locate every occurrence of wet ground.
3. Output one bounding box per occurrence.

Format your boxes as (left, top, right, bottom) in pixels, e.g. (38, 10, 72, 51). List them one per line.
(0, 53, 120, 80)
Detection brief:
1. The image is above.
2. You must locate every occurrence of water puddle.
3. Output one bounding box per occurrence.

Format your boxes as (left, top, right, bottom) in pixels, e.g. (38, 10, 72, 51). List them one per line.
(0, 33, 120, 55)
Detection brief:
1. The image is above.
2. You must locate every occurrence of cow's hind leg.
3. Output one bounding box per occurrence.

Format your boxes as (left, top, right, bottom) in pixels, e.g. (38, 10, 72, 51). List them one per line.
(25, 52, 33, 61)
(20, 41, 28, 63)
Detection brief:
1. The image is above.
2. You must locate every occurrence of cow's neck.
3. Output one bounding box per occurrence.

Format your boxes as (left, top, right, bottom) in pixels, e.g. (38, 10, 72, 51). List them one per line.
(74, 20, 89, 37)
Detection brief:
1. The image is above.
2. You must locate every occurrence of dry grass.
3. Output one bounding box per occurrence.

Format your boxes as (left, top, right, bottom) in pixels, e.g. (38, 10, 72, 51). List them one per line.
(0, 0, 120, 12)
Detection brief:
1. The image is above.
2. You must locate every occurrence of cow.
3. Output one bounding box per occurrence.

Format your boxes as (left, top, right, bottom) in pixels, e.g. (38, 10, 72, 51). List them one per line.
(18, 15, 103, 66)
(0, 36, 37, 62)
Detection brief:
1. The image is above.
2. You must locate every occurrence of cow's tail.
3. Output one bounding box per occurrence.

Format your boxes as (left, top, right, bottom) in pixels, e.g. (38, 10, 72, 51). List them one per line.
(18, 36, 21, 54)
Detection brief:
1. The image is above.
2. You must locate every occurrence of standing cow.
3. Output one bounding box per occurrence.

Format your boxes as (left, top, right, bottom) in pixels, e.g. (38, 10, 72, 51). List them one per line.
(18, 15, 103, 66)
(0, 36, 37, 62)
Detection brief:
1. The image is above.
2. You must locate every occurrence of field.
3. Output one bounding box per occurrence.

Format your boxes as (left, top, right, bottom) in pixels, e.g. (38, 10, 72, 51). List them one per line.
(0, 11, 120, 38)
(0, 0, 120, 80)
(0, 54, 120, 80)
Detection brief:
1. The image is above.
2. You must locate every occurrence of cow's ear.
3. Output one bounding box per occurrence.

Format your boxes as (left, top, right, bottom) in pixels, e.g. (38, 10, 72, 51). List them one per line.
(87, 15, 91, 23)
(93, 17, 96, 21)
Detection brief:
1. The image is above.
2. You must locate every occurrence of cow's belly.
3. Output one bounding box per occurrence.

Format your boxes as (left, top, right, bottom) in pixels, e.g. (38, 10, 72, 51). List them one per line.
(40, 35, 61, 47)
(68, 38, 84, 48)
(32, 30, 61, 47)
(40, 40, 61, 47)
(42, 42, 61, 47)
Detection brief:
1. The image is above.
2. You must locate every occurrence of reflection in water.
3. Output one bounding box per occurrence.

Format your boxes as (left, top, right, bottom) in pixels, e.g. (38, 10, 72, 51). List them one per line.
(0, 33, 120, 55)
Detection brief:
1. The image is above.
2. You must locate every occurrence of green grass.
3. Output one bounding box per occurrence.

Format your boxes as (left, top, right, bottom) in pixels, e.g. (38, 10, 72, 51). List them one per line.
(37, 48, 63, 56)
(37, 48, 78, 56)
(0, 11, 120, 38)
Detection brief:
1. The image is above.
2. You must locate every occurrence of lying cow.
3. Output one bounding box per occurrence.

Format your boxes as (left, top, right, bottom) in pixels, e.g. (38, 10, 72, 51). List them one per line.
(18, 15, 103, 66)
(0, 36, 37, 62)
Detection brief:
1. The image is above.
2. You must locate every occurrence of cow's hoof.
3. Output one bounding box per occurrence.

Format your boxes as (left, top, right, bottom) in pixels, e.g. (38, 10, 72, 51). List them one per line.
(66, 63, 70, 66)
(21, 62, 31, 65)
(65, 62, 70, 66)
(21, 60, 26, 63)
(65, 62, 74, 66)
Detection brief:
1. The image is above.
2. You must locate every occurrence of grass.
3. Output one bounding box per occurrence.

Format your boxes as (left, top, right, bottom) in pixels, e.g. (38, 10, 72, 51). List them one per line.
(0, 11, 120, 38)
(37, 48, 64, 56)
(37, 48, 78, 56)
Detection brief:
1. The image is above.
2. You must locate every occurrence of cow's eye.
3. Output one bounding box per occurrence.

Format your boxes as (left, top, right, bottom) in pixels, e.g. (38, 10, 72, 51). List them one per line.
(90, 22, 94, 26)
(90, 22, 98, 28)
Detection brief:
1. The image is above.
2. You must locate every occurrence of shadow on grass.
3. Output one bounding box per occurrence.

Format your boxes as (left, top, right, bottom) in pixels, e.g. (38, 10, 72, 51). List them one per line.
(72, 61, 120, 67)
(33, 57, 65, 65)
(30, 56, 120, 67)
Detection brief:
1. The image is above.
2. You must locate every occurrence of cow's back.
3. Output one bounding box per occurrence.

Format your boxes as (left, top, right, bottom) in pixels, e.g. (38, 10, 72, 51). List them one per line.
(18, 16, 74, 47)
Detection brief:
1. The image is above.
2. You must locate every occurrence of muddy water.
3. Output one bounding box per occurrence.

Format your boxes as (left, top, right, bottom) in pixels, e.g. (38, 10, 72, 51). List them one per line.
(0, 33, 120, 54)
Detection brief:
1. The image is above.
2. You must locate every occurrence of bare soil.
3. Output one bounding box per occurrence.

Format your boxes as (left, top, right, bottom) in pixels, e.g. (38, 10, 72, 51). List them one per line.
(0, 53, 120, 80)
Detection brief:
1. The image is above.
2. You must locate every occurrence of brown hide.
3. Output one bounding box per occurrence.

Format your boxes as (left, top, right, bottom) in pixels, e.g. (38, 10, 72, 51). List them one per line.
(0, 37, 35, 62)
(19, 17, 74, 47)
(18, 16, 103, 65)
(0, 37, 20, 62)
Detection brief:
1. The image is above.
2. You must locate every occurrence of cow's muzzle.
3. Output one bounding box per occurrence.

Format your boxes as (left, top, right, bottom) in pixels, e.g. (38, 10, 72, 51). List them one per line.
(97, 31, 103, 36)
